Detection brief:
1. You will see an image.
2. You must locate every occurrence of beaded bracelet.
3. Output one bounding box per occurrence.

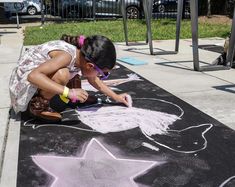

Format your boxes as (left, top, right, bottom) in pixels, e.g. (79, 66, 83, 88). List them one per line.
(70, 89, 78, 103)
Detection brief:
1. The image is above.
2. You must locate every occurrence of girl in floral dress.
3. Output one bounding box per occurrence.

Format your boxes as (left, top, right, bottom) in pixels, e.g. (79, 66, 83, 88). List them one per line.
(9, 35, 130, 121)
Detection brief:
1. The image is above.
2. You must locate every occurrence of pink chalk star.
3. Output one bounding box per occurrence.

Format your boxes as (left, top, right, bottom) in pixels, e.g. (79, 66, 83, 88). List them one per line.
(32, 138, 157, 187)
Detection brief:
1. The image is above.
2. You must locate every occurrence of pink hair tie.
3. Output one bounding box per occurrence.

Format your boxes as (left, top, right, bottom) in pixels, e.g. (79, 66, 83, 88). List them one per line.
(78, 35, 85, 47)
(70, 89, 78, 103)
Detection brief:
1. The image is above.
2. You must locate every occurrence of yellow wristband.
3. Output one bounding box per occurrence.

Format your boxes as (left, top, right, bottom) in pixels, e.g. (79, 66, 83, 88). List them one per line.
(62, 86, 69, 98)
(59, 95, 70, 104)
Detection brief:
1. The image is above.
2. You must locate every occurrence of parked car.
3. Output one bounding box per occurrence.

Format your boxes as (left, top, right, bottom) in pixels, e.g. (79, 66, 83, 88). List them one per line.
(4, 0, 41, 15)
(153, 0, 189, 13)
(50, 0, 143, 19)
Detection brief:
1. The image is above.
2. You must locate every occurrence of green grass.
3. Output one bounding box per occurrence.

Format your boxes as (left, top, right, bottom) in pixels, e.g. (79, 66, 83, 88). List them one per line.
(24, 19, 231, 45)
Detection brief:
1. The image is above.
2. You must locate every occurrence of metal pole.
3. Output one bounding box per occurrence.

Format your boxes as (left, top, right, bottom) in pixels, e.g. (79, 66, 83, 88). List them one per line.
(14, 2, 20, 29)
(226, 5, 235, 67)
(40, 0, 45, 26)
(121, 0, 128, 45)
(175, 0, 183, 52)
(190, 0, 200, 71)
(148, 0, 153, 16)
(92, 0, 96, 20)
(16, 10, 19, 29)
(143, 0, 153, 55)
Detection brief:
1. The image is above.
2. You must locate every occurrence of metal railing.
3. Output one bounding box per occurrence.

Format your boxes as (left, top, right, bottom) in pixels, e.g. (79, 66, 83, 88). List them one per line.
(41, 0, 190, 21)
(2, 0, 234, 23)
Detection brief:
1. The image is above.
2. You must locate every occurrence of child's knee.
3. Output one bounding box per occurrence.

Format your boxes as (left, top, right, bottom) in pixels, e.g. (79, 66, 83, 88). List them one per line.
(53, 68, 70, 85)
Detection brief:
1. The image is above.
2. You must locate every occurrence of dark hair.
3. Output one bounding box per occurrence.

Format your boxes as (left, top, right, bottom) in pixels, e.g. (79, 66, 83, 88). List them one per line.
(61, 34, 81, 48)
(61, 34, 116, 69)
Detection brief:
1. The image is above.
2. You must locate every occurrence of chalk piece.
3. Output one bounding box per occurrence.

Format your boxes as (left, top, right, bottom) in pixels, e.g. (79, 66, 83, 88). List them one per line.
(117, 57, 148, 66)
(125, 95, 133, 107)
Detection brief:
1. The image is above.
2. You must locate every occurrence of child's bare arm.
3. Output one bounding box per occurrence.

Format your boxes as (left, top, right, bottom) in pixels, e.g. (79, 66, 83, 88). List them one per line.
(27, 51, 71, 95)
(87, 76, 129, 106)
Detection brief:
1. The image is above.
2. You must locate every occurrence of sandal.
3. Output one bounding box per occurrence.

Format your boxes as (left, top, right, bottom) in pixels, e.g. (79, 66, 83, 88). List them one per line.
(29, 95, 62, 122)
(67, 74, 81, 89)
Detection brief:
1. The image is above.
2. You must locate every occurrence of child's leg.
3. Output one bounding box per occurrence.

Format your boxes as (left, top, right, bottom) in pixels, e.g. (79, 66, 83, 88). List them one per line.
(40, 68, 71, 99)
(212, 36, 230, 66)
(29, 68, 70, 121)
(224, 36, 230, 53)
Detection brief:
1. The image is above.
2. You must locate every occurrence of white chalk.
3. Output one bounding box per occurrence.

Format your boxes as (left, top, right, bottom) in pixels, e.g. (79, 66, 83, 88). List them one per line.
(125, 95, 133, 107)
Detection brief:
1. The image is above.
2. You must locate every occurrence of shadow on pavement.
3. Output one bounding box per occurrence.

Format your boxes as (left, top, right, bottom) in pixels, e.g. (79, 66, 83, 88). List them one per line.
(213, 84, 235, 94)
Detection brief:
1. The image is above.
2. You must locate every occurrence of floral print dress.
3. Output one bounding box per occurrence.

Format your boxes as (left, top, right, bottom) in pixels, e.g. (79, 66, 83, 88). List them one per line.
(9, 40, 80, 113)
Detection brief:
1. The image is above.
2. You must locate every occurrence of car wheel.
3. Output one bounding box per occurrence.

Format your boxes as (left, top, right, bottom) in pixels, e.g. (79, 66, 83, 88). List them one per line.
(157, 4, 165, 13)
(185, 7, 190, 13)
(61, 8, 79, 18)
(126, 6, 140, 19)
(68, 10, 80, 18)
(14, 2, 24, 11)
(27, 6, 37, 15)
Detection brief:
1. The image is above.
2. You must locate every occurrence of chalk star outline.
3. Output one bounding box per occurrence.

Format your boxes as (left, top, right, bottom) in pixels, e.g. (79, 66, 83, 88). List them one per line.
(32, 138, 158, 187)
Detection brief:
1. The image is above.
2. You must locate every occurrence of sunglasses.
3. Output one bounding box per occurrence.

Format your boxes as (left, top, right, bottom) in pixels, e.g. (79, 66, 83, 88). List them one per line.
(84, 56, 110, 80)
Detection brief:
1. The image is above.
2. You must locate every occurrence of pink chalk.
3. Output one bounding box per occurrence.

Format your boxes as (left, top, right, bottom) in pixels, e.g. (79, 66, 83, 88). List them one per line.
(70, 89, 79, 103)
(125, 95, 132, 107)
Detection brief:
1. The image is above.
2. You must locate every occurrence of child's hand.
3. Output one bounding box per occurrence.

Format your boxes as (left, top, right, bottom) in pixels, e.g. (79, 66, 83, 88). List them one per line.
(114, 93, 132, 107)
(68, 88, 88, 103)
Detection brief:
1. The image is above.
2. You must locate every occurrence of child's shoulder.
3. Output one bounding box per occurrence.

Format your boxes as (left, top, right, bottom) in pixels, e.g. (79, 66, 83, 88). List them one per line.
(39, 40, 77, 61)
(42, 40, 73, 48)
(40, 40, 76, 53)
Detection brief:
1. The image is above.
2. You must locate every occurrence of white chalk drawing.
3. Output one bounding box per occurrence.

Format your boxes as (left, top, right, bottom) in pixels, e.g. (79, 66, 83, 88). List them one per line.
(23, 118, 96, 132)
(82, 73, 142, 92)
(76, 105, 180, 135)
(219, 176, 235, 187)
(24, 98, 213, 154)
(142, 142, 160, 152)
(142, 124, 213, 154)
(32, 138, 158, 187)
(113, 65, 120, 69)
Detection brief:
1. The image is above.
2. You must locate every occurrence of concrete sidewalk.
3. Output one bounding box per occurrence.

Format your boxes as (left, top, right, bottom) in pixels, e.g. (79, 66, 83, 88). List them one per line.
(0, 24, 24, 187)
(0, 25, 235, 186)
(116, 37, 235, 129)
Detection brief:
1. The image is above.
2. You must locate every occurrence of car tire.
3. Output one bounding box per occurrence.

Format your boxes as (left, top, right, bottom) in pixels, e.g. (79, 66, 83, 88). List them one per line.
(27, 6, 37, 15)
(185, 7, 190, 13)
(61, 8, 79, 18)
(157, 4, 165, 13)
(68, 10, 79, 18)
(14, 2, 24, 11)
(126, 6, 140, 19)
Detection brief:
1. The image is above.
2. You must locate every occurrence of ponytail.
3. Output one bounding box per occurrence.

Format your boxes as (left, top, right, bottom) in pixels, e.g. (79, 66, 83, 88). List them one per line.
(61, 34, 116, 70)
(60, 34, 85, 49)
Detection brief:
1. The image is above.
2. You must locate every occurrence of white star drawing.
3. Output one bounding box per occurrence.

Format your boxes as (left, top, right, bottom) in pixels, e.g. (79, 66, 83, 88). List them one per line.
(32, 138, 158, 187)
